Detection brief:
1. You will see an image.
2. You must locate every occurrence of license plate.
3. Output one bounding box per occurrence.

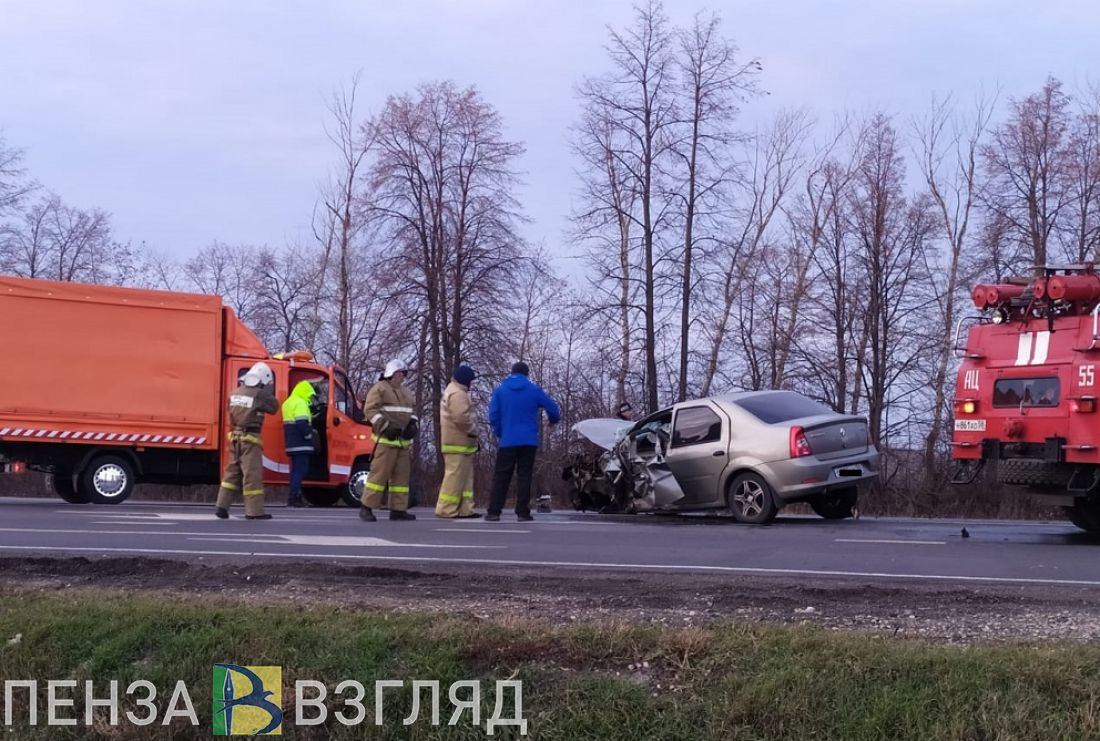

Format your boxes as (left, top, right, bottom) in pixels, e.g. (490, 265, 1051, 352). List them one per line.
(835, 466, 864, 478)
(954, 419, 987, 432)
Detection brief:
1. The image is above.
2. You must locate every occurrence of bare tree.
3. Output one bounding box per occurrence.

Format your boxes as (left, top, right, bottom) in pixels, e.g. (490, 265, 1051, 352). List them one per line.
(0, 194, 122, 283)
(671, 11, 760, 401)
(1062, 83, 1100, 261)
(981, 78, 1074, 268)
(578, 0, 678, 411)
(699, 111, 807, 396)
(316, 74, 373, 371)
(913, 93, 993, 474)
(0, 134, 36, 217)
(367, 81, 527, 452)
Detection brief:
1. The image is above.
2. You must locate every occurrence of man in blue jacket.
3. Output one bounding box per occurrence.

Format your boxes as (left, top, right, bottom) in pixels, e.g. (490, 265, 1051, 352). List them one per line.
(487, 361, 561, 522)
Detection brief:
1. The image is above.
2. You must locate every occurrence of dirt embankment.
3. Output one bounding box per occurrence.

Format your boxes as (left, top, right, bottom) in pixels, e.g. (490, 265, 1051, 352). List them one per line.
(3, 556, 1099, 645)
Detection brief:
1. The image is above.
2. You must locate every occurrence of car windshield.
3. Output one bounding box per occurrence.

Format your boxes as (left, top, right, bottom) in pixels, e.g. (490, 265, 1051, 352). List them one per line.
(731, 392, 832, 424)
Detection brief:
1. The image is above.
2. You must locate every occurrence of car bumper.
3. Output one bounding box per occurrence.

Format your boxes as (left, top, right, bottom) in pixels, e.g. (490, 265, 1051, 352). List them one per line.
(757, 449, 880, 501)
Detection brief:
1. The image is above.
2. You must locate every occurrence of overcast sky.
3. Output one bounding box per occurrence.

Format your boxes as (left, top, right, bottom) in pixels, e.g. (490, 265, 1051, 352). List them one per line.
(1, 0, 1097, 267)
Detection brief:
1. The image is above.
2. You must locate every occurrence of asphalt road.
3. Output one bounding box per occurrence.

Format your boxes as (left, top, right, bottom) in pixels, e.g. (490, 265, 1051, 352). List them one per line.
(1, 497, 1098, 589)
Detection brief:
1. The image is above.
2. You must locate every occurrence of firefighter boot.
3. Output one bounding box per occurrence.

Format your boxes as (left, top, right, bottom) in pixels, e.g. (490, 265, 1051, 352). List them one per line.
(389, 509, 416, 521)
(215, 507, 229, 520)
(359, 507, 376, 522)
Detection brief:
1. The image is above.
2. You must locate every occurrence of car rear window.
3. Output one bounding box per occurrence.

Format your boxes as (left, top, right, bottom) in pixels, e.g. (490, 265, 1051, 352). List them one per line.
(731, 392, 832, 424)
(993, 377, 1060, 407)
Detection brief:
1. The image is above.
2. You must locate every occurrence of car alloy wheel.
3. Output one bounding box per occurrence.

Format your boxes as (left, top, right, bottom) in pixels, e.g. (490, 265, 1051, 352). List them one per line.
(728, 473, 778, 524)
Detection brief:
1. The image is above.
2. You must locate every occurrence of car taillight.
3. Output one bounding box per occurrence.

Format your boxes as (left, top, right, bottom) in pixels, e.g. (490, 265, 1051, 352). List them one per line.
(789, 426, 812, 458)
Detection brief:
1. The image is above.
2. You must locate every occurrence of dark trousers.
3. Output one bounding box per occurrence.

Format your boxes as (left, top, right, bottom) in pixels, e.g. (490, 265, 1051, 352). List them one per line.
(489, 446, 538, 516)
(289, 453, 311, 502)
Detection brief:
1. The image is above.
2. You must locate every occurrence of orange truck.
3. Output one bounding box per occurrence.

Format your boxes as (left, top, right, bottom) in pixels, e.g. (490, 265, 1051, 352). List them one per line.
(0, 276, 375, 505)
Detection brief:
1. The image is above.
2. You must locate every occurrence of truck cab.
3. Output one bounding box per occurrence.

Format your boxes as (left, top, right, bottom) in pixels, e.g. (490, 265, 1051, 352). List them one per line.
(225, 353, 374, 507)
(953, 265, 1100, 533)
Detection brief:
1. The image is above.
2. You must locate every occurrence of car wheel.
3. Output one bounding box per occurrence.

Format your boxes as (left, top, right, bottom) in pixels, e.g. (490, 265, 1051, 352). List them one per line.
(79, 455, 136, 505)
(1064, 501, 1100, 534)
(302, 488, 341, 507)
(343, 460, 371, 507)
(727, 473, 778, 524)
(810, 487, 858, 520)
(49, 470, 88, 504)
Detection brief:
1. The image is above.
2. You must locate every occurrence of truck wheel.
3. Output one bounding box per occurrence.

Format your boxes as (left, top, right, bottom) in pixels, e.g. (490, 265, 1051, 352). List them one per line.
(79, 455, 135, 505)
(1064, 501, 1100, 534)
(810, 487, 858, 520)
(727, 473, 778, 524)
(343, 460, 371, 507)
(49, 471, 88, 504)
(302, 488, 341, 507)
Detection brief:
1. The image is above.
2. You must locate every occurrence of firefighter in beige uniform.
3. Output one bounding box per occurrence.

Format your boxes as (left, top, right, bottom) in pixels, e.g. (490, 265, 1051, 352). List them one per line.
(436, 364, 482, 518)
(360, 359, 418, 522)
(215, 362, 278, 520)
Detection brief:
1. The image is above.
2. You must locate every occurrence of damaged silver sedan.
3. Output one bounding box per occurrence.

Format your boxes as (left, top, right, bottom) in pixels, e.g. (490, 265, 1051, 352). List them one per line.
(562, 391, 880, 523)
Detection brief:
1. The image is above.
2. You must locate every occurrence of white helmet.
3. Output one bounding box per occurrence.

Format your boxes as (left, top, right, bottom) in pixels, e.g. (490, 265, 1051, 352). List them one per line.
(243, 361, 274, 388)
(383, 359, 408, 379)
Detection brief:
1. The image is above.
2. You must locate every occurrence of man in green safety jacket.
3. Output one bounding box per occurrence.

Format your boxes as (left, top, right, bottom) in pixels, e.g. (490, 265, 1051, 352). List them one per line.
(435, 364, 482, 518)
(216, 362, 278, 520)
(282, 380, 318, 508)
(359, 359, 418, 522)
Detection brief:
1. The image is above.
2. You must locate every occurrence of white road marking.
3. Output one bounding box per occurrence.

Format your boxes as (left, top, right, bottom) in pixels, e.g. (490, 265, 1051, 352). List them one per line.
(0, 545, 1098, 588)
(187, 534, 496, 549)
(435, 528, 531, 534)
(836, 538, 946, 545)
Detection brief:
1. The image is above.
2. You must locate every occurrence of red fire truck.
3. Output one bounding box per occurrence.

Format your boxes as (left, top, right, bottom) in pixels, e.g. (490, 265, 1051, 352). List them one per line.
(952, 264, 1100, 533)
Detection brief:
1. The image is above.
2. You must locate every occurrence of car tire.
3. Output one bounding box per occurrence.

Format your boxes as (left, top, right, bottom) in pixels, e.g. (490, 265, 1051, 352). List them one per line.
(343, 459, 371, 507)
(1064, 501, 1100, 534)
(79, 455, 136, 505)
(810, 487, 858, 520)
(727, 473, 778, 524)
(49, 470, 89, 504)
(302, 488, 341, 507)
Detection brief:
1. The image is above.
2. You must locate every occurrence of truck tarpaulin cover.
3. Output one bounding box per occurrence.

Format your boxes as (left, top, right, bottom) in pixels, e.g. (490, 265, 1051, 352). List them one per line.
(0, 277, 258, 433)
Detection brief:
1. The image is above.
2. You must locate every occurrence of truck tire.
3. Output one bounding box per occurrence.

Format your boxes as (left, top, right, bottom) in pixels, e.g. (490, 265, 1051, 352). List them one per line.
(342, 459, 371, 507)
(727, 472, 778, 524)
(810, 487, 858, 520)
(302, 488, 341, 507)
(79, 455, 136, 505)
(995, 459, 1072, 489)
(1064, 501, 1100, 534)
(49, 471, 88, 504)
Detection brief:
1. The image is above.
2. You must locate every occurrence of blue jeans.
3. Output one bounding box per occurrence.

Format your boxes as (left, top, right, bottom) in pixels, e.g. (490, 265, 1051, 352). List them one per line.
(289, 453, 311, 502)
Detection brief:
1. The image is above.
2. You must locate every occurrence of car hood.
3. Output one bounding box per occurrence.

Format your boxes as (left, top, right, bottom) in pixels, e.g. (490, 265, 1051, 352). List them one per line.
(572, 418, 635, 450)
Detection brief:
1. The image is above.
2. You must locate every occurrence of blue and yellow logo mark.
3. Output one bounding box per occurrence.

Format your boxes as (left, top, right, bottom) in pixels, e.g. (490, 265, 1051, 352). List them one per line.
(212, 664, 283, 736)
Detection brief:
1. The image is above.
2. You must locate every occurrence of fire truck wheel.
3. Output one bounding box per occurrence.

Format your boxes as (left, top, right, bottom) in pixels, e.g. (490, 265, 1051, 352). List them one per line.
(48, 471, 89, 504)
(810, 487, 858, 520)
(302, 488, 341, 507)
(1064, 502, 1100, 534)
(727, 473, 779, 524)
(79, 455, 135, 505)
(343, 460, 371, 507)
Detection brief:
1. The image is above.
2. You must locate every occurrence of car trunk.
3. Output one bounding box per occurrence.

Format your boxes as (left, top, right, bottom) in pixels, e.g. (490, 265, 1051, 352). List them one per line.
(799, 416, 869, 461)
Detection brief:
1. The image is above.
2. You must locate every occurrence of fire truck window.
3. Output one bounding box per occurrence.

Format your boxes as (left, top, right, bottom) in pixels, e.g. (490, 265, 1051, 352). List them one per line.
(993, 378, 1060, 407)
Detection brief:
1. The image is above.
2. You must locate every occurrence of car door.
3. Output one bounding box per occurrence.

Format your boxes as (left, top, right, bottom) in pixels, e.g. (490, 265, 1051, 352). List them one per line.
(664, 404, 729, 508)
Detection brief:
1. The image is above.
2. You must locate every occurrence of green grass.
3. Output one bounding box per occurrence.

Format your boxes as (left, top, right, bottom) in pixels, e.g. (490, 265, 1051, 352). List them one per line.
(1, 590, 1099, 740)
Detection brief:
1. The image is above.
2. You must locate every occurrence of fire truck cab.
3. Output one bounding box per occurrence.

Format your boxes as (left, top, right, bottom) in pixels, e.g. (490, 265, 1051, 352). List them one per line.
(952, 264, 1100, 533)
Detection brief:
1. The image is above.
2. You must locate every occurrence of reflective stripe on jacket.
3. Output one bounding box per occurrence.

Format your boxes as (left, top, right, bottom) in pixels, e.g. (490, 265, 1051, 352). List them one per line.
(282, 380, 316, 454)
(363, 379, 416, 439)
